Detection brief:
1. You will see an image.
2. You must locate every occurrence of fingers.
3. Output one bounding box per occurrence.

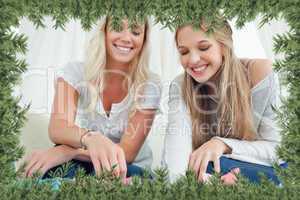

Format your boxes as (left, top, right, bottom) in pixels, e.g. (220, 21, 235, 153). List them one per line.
(90, 147, 125, 178)
(189, 150, 222, 183)
(213, 156, 221, 173)
(26, 161, 43, 177)
(109, 151, 120, 177)
(189, 152, 204, 180)
(220, 168, 240, 185)
(191, 156, 201, 177)
(190, 153, 209, 182)
(25, 157, 51, 178)
(231, 168, 240, 175)
(198, 156, 209, 182)
(25, 151, 42, 177)
(188, 153, 197, 171)
(24, 159, 38, 177)
(117, 148, 127, 180)
(189, 151, 202, 179)
(86, 135, 127, 179)
(24, 147, 77, 178)
(202, 173, 212, 183)
(90, 153, 102, 176)
(40, 165, 50, 176)
(101, 155, 111, 172)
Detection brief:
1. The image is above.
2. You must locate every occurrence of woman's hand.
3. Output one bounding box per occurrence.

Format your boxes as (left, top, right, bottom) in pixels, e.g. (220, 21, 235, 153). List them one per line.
(82, 132, 127, 180)
(188, 137, 231, 182)
(24, 145, 77, 177)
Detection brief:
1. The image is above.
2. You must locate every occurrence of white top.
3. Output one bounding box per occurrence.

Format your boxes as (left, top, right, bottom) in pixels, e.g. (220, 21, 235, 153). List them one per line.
(162, 72, 284, 182)
(56, 62, 162, 169)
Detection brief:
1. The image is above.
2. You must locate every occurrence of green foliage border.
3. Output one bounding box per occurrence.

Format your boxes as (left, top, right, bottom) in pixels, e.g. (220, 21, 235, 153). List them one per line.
(0, 0, 299, 198)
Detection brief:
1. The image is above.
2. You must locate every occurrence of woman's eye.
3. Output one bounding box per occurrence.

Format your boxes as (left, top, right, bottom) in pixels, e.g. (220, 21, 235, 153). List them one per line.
(132, 30, 141, 36)
(199, 46, 210, 51)
(179, 51, 188, 55)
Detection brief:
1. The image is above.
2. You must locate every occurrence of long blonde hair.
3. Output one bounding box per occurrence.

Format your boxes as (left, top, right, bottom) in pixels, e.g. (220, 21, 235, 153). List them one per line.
(84, 17, 151, 114)
(175, 21, 256, 150)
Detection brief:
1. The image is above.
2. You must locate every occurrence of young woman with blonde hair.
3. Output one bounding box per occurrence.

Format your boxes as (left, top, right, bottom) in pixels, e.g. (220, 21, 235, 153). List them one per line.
(163, 19, 287, 184)
(24, 17, 161, 182)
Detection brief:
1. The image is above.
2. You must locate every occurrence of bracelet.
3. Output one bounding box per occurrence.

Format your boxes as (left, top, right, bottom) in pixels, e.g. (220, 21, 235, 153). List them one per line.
(80, 129, 92, 149)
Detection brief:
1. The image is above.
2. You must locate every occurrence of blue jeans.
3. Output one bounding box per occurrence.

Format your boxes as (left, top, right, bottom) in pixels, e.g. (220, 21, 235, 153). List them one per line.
(42, 159, 144, 179)
(206, 156, 288, 185)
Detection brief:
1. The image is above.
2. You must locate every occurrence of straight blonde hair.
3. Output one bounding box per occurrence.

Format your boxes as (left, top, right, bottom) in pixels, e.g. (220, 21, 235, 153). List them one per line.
(175, 21, 256, 150)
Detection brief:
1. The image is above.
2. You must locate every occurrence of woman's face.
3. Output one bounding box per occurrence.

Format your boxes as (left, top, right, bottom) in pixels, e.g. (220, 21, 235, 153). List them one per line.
(105, 19, 146, 68)
(176, 25, 223, 83)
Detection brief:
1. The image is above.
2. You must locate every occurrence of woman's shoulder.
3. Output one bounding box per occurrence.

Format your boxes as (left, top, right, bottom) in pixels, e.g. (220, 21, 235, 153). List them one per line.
(248, 59, 273, 89)
(241, 58, 273, 89)
(56, 61, 85, 92)
(171, 73, 184, 86)
(169, 73, 184, 95)
(244, 59, 281, 112)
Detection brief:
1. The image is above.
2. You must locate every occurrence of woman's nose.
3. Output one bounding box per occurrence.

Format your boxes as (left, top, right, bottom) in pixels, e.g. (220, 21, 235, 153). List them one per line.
(120, 30, 132, 43)
(187, 52, 201, 68)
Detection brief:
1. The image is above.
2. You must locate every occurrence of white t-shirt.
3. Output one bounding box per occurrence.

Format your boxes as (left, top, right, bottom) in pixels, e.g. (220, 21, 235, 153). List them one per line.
(162, 72, 284, 182)
(56, 62, 162, 169)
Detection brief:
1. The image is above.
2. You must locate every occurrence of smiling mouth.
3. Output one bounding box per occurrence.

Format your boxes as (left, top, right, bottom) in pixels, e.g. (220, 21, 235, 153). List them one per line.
(113, 44, 133, 53)
(191, 65, 208, 73)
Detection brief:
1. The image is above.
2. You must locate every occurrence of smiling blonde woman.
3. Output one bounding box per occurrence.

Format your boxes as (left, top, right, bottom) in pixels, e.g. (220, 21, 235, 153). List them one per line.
(24, 17, 161, 182)
(163, 20, 287, 185)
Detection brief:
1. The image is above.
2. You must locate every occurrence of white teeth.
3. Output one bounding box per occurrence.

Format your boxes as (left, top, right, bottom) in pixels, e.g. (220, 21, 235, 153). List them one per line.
(115, 45, 132, 53)
(193, 65, 207, 72)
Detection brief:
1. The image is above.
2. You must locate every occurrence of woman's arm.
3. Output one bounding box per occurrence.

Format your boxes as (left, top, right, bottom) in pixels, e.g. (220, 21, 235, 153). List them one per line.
(118, 77, 162, 164)
(215, 59, 282, 164)
(119, 109, 157, 163)
(70, 107, 157, 164)
(24, 145, 79, 177)
(49, 77, 126, 178)
(73, 148, 92, 162)
(162, 77, 193, 182)
(48, 77, 87, 148)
